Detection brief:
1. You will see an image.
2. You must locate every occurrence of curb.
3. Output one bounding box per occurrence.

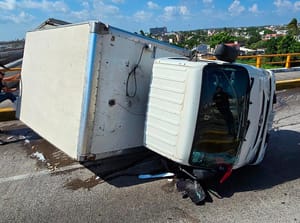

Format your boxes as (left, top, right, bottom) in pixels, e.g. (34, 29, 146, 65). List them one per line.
(0, 107, 16, 122)
(276, 78, 300, 91)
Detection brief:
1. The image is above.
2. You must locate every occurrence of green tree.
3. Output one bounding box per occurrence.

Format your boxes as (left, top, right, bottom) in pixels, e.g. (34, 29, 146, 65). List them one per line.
(250, 40, 267, 50)
(287, 18, 299, 36)
(278, 34, 300, 53)
(277, 35, 294, 53)
(247, 26, 259, 36)
(263, 29, 276, 35)
(265, 38, 278, 54)
(209, 32, 236, 48)
(184, 36, 200, 49)
(246, 32, 262, 46)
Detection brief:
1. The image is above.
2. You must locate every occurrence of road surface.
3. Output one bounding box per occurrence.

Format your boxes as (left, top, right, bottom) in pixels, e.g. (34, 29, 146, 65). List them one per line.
(0, 88, 299, 223)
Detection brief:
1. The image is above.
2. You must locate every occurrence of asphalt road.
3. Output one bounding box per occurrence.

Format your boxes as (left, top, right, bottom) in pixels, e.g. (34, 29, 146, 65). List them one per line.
(274, 70, 300, 81)
(0, 88, 300, 223)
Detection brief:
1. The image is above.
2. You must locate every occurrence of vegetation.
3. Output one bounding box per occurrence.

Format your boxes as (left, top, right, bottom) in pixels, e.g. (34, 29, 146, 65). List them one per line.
(140, 17, 298, 68)
(168, 18, 300, 56)
(209, 32, 236, 48)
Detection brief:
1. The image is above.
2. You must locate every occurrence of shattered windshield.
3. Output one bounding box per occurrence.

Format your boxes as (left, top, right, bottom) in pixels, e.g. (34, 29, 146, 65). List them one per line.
(189, 64, 250, 168)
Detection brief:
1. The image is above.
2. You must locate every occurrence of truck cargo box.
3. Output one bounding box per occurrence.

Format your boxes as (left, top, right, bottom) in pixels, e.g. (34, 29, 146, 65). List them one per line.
(19, 21, 189, 161)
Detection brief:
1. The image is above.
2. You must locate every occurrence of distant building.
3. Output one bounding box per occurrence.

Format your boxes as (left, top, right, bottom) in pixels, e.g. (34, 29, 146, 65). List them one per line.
(262, 33, 284, 40)
(150, 27, 167, 35)
(207, 30, 215, 36)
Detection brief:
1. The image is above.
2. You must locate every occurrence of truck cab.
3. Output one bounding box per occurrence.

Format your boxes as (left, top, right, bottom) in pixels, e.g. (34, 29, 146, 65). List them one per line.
(144, 57, 275, 176)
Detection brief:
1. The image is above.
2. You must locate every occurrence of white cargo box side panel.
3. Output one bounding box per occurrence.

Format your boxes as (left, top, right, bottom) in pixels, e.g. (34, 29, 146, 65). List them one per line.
(20, 23, 93, 159)
(90, 30, 188, 157)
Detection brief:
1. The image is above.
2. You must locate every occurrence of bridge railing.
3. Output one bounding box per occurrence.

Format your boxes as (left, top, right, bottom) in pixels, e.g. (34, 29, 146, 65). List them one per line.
(202, 53, 300, 68)
(238, 53, 300, 68)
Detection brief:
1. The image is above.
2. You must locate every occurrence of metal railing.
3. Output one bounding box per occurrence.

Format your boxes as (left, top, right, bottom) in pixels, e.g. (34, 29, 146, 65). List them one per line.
(0, 67, 21, 72)
(238, 53, 300, 68)
(203, 53, 300, 68)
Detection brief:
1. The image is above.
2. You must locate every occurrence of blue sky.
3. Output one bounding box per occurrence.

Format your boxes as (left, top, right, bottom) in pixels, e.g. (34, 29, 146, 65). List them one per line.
(0, 0, 300, 41)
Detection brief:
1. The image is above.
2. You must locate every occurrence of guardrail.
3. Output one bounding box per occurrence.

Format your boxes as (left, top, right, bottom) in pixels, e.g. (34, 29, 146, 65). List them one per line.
(0, 67, 21, 72)
(238, 53, 300, 68)
(203, 53, 300, 68)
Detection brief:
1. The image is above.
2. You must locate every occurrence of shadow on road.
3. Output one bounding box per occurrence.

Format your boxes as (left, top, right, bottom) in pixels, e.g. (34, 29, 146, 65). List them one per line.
(218, 129, 300, 197)
(83, 129, 300, 192)
(0, 123, 41, 144)
(82, 149, 170, 187)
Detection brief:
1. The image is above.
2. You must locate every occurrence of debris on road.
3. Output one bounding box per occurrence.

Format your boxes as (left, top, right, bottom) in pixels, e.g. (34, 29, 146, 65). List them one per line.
(138, 172, 175, 179)
(30, 151, 46, 162)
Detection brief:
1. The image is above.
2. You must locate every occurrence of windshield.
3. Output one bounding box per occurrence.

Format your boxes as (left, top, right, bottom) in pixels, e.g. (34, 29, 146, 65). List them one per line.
(189, 64, 250, 169)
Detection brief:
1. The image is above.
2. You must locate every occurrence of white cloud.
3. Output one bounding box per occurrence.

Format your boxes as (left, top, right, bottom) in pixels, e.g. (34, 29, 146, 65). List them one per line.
(2, 11, 34, 23)
(162, 5, 190, 21)
(93, 1, 120, 15)
(273, 0, 300, 12)
(147, 1, 159, 9)
(19, 0, 69, 13)
(0, 0, 16, 10)
(273, 0, 293, 8)
(228, 0, 245, 16)
(178, 6, 189, 15)
(295, 1, 300, 10)
(163, 6, 176, 21)
(249, 3, 259, 13)
(71, 9, 90, 20)
(203, 0, 213, 3)
(112, 0, 124, 3)
(134, 10, 152, 21)
(81, 1, 89, 9)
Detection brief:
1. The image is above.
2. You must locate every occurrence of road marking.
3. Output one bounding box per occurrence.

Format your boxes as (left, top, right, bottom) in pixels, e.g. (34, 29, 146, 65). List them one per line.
(0, 163, 83, 184)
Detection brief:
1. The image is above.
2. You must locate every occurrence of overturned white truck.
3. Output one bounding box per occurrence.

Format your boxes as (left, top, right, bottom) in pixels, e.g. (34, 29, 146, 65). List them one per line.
(19, 21, 189, 160)
(20, 21, 275, 202)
